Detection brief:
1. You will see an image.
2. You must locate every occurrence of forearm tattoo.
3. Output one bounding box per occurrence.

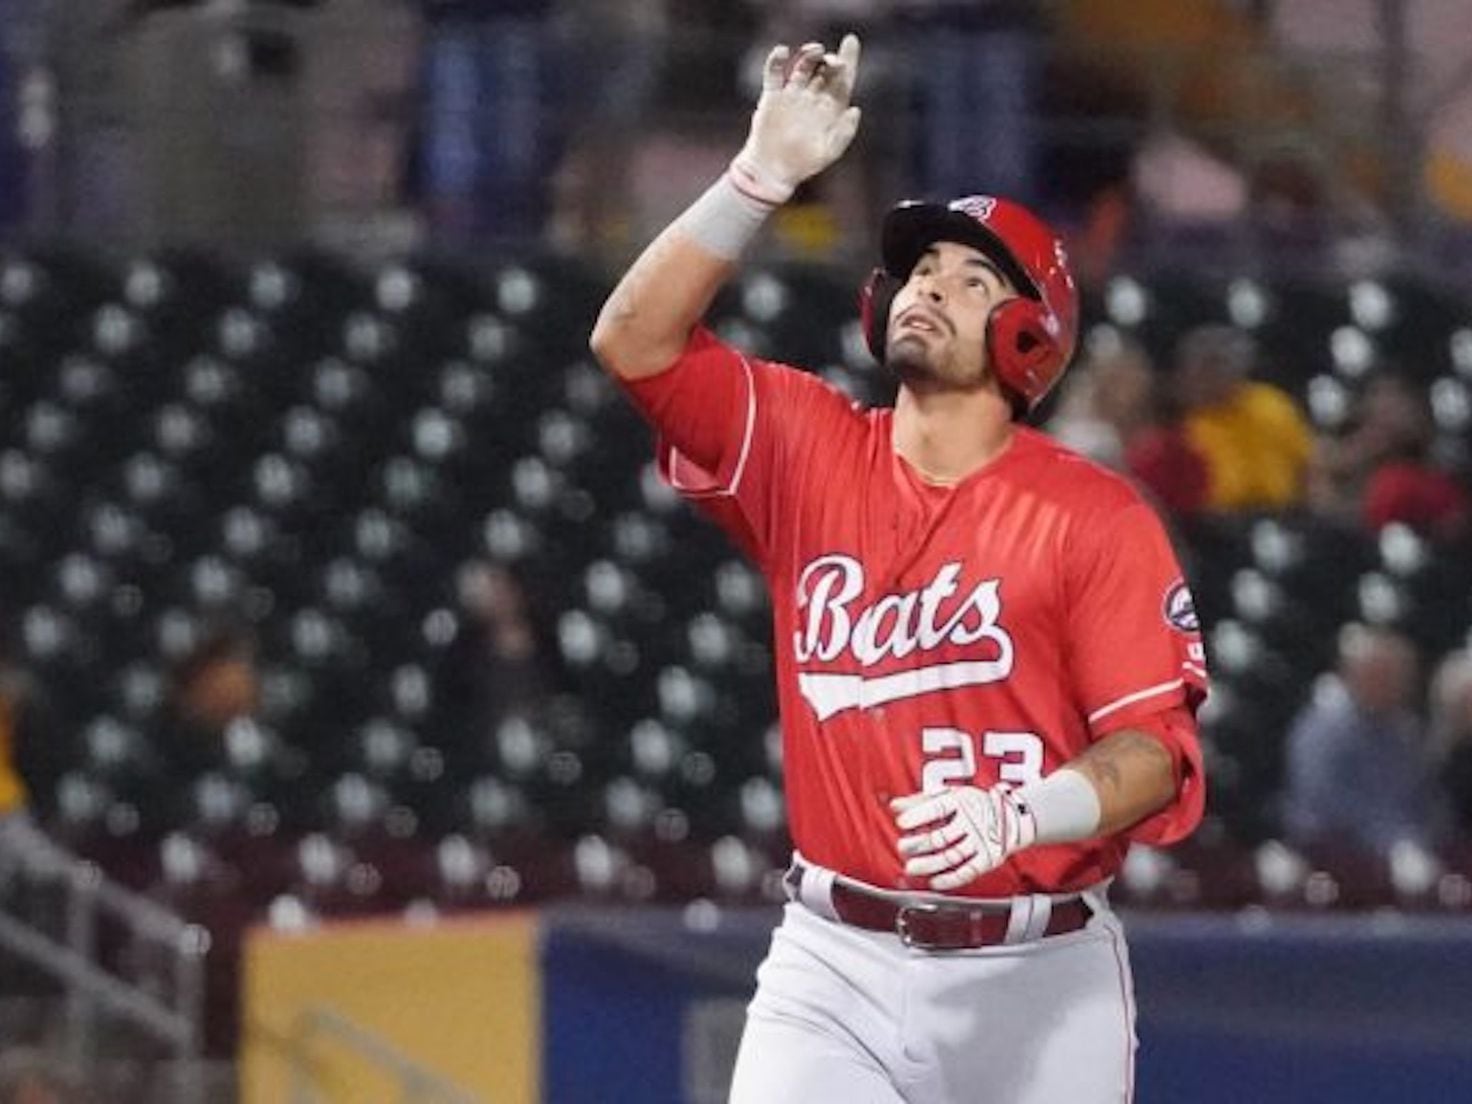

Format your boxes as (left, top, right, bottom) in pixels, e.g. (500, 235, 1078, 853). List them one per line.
(1070, 729, 1175, 830)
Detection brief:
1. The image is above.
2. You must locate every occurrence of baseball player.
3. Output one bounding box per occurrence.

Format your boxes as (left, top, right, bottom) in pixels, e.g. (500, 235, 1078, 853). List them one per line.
(590, 35, 1208, 1104)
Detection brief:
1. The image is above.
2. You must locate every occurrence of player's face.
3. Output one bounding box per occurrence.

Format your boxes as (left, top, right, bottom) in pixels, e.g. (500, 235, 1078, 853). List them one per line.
(885, 241, 1018, 391)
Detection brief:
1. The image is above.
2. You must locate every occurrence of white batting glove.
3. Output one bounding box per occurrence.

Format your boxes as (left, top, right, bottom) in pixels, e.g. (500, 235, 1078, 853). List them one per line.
(730, 34, 863, 206)
(891, 786, 1038, 891)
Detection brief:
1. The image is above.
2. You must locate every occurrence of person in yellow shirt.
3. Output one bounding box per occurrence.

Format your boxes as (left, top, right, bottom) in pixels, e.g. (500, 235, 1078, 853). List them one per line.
(0, 677, 78, 906)
(0, 687, 39, 892)
(1174, 324, 1314, 511)
(0, 692, 27, 823)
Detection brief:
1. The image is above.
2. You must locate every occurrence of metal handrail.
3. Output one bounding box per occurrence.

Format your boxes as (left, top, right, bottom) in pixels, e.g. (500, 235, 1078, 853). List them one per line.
(289, 1005, 482, 1104)
(0, 911, 193, 1044)
(0, 818, 207, 1102)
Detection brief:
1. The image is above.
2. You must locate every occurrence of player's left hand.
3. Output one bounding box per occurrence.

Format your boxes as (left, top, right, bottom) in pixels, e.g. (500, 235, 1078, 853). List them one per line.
(890, 785, 1038, 891)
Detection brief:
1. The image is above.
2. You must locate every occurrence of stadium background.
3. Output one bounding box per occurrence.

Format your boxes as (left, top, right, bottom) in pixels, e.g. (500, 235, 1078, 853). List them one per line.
(0, 1, 1471, 1100)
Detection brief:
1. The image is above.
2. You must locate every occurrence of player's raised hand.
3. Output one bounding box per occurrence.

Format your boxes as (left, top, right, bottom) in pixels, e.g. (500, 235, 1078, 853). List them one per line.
(890, 785, 1038, 891)
(730, 33, 863, 206)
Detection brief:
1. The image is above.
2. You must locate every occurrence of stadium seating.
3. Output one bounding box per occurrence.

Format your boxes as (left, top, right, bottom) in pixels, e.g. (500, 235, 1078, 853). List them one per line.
(2, 246, 1470, 946)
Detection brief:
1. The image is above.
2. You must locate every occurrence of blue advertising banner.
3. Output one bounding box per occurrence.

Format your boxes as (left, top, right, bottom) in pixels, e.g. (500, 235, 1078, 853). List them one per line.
(542, 906, 1472, 1103)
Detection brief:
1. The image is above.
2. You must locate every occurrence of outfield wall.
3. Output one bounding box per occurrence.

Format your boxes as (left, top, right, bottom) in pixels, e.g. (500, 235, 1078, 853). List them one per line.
(242, 906, 1472, 1103)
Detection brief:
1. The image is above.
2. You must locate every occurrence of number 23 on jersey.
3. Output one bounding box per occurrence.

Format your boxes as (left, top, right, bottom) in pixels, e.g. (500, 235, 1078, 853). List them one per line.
(920, 727, 1044, 792)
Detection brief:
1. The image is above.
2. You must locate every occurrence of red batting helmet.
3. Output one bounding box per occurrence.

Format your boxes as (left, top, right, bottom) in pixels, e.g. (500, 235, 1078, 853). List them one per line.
(859, 195, 1079, 414)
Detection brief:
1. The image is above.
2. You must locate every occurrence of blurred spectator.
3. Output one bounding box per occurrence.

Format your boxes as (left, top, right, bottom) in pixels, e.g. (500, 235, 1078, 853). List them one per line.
(1047, 329, 1209, 515)
(1365, 461, 1471, 543)
(0, 1048, 79, 1104)
(1429, 648, 1472, 840)
(302, 0, 422, 247)
(1283, 624, 1438, 857)
(435, 561, 550, 749)
(898, 1, 1042, 204)
(1174, 324, 1314, 512)
(1047, 329, 1153, 466)
(0, 690, 27, 832)
(419, 1, 558, 241)
(160, 625, 261, 777)
(0, 652, 64, 879)
(0, 0, 45, 232)
(546, 1, 669, 256)
(1312, 373, 1470, 541)
(1132, 127, 1248, 226)
(0, 684, 35, 891)
(739, 2, 909, 260)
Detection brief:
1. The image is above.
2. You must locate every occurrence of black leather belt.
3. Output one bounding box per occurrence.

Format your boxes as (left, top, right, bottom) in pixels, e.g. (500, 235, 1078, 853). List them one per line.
(786, 862, 1092, 951)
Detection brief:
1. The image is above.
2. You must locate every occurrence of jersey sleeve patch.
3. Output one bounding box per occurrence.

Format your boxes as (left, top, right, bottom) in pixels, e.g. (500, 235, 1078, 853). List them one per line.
(1162, 580, 1199, 634)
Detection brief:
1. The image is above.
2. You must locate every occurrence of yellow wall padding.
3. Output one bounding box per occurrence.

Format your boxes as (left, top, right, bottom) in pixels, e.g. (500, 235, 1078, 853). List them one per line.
(240, 911, 540, 1104)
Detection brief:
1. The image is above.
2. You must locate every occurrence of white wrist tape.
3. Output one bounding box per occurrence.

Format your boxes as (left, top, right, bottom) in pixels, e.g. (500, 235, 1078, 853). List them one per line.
(1014, 768, 1102, 846)
(729, 155, 795, 206)
(676, 172, 776, 260)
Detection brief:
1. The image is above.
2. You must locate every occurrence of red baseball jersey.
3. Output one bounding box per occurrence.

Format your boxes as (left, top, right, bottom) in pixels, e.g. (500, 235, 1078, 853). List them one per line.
(622, 327, 1208, 897)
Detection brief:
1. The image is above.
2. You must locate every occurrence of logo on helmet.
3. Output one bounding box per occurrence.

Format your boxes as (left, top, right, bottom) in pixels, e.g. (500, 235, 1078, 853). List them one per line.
(950, 196, 997, 222)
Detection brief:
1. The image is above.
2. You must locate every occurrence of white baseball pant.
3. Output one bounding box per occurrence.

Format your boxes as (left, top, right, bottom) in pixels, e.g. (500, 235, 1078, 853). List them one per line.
(728, 883, 1136, 1103)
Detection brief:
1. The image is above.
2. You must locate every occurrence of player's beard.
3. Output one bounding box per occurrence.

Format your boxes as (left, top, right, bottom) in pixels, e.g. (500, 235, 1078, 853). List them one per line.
(885, 333, 990, 394)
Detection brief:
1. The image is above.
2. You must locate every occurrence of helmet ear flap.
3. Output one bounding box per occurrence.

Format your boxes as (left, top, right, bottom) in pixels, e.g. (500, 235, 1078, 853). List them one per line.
(986, 298, 1064, 411)
(860, 269, 902, 362)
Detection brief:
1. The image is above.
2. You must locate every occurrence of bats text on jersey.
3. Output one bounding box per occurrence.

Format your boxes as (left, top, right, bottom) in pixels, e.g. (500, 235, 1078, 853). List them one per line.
(794, 555, 1014, 721)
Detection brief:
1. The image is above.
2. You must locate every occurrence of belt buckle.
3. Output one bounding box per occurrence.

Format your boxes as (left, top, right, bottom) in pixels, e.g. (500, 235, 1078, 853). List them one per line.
(894, 901, 942, 949)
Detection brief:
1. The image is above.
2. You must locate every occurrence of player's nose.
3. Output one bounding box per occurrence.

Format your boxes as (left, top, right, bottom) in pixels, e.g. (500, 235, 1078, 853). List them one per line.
(913, 272, 946, 304)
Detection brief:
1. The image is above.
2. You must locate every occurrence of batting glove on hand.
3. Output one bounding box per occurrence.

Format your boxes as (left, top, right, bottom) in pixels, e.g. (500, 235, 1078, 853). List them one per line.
(731, 34, 862, 206)
(891, 786, 1038, 891)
